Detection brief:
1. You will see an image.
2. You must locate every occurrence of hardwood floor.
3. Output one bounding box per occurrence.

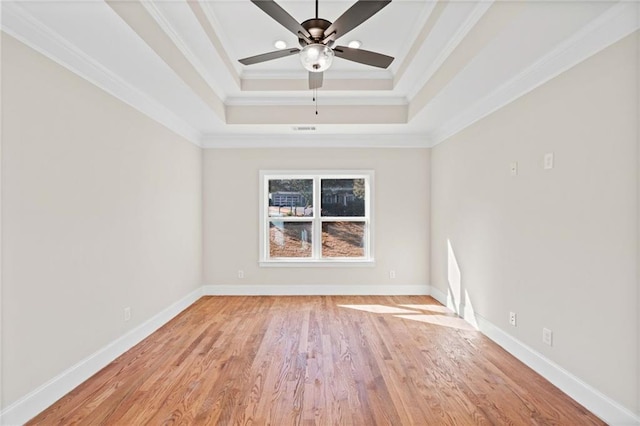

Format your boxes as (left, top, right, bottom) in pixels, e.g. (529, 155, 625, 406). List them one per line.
(29, 296, 604, 425)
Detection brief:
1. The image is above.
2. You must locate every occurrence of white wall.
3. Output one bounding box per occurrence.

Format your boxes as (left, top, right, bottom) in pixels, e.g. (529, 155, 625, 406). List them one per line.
(430, 32, 639, 414)
(1, 35, 203, 408)
(203, 148, 429, 292)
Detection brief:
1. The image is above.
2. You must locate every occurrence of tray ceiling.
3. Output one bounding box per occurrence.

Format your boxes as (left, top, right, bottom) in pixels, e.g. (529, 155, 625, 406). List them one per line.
(2, 0, 638, 147)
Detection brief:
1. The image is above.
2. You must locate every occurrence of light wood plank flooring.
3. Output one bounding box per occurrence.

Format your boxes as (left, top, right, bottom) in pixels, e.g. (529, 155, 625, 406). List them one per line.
(29, 296, 604, 425)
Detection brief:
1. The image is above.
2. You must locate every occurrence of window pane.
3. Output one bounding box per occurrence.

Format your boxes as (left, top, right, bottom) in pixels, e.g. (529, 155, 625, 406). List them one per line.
(268, 179, 313, 217)
(322, 222, 365, 258)
(321, 179, 365, 217)
(269, 221, 313, 258)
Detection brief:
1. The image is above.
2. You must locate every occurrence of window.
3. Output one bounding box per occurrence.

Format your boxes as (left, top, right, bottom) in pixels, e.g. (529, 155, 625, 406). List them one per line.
(260, 171, 374, 266)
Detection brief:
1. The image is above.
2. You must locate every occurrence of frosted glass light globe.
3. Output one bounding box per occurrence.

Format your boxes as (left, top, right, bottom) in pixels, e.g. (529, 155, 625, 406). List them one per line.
(299, 44, 334, 73)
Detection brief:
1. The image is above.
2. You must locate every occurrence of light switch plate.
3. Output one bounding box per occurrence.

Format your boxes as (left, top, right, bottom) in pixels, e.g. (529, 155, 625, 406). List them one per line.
(544, 153, 554, 169)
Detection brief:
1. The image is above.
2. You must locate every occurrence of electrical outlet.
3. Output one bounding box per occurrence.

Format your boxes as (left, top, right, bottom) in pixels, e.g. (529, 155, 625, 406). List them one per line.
(510, 162, 518, 176)
(509, 312, 517, 327)
(543, 328, 553, 346)
(544, 152, 554, 169)
(389, 270, 396, 279)
(124, 307, 131, 322)
(238, 270, 244, 279)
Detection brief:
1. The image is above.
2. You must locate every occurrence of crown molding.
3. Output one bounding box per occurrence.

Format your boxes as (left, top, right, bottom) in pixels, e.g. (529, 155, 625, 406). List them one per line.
(141, 1, 230, 98)
(428, 1, 640, 146)
(240, 69, 393, 81)
(198, 0, 243, 78)
(187, 0, 241, 87)
(406, 0, 493, 100)
(394, 1, 442, 85)
(1, 2, 203, 147)
(225, 104, 407, 125)
(391, 1, 438, 79)
(241, 77, 394, 92)
(201, 134, 430, 149)
(225, 96, 407, 106)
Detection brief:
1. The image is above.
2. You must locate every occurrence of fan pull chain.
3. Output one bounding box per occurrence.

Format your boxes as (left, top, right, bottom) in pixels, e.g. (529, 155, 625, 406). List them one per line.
(312, 89, 318, 115)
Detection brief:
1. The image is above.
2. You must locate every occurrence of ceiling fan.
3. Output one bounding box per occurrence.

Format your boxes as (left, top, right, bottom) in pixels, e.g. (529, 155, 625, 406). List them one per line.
(238, 0, 394, 90)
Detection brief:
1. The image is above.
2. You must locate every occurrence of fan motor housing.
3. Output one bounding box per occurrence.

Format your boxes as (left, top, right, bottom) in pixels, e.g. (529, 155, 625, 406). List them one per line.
(299, 18, 333, 46)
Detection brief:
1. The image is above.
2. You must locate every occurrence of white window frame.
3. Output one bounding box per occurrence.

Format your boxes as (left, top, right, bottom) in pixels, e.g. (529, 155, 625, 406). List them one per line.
(259, 170, 375, 267)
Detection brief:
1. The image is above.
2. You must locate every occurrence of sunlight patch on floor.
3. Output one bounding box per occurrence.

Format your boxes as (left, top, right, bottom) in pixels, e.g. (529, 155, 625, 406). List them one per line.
(337, 303, 477, 332)
(338, 304, 420, 314)
(394, 314, 477, 331)
(398, 304, 453, 314)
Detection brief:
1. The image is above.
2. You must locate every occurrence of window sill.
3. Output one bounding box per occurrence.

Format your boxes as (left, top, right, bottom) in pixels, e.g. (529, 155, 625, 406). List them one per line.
(259, 259, 375, 268)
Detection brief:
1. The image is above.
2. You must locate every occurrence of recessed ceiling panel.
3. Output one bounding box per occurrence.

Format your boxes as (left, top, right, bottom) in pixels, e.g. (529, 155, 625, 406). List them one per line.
(209, 0, 428, 74)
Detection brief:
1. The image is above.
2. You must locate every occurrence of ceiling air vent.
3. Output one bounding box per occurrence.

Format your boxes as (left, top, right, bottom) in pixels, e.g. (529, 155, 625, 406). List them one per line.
(292, 126, 316, 131)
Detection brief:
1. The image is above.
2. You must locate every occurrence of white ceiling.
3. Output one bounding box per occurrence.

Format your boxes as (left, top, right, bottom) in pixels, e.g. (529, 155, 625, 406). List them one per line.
(2, 0, 638, 148)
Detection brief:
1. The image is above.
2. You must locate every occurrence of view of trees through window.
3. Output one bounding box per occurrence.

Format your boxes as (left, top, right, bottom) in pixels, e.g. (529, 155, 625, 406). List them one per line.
(264, 174, 370, 261)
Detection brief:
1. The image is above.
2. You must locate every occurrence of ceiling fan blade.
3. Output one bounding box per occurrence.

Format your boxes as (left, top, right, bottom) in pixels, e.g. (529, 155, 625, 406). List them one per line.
(309, 71, 323, 89)
(334, 46, 394, 68)
(239, 48, 300, 66)
(324, 0, 391, 41)
(251, 0, 311, 38)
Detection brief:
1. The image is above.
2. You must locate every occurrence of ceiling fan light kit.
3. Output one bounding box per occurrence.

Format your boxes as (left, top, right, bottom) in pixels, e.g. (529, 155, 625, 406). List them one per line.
(239, 0, 394, 89)
(300, 44, 334, 72)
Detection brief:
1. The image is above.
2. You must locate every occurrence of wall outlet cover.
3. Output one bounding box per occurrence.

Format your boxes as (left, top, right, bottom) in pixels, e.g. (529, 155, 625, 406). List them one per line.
(510, 162, 518, 176)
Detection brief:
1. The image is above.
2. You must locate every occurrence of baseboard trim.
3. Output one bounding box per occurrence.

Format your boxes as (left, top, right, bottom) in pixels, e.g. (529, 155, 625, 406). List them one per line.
(428, 286, 640, 426)
(203, 283, 430, 296)
(0, 287, 204, 426)
(427, 286, 448, 306)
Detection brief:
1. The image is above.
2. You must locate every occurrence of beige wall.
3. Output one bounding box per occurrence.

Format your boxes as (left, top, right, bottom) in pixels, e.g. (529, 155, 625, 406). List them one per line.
(1, 35, 203, 407)
(203, 148, 429, 289)
(636, 29, 640, 416)
(430, 33, 639, 413)
(637, 28, 640, 417)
